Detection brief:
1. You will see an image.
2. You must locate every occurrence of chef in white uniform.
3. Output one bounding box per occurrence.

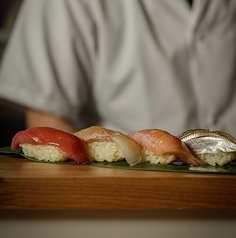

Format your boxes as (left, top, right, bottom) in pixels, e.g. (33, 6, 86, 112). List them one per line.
(0, 0, 236, 136)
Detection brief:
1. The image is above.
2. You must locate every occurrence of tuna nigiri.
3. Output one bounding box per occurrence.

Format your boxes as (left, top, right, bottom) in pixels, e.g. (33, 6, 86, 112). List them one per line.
(11, 127, 89, 163)
(74, 126, 142, 166)
(129, 129, 205, 166)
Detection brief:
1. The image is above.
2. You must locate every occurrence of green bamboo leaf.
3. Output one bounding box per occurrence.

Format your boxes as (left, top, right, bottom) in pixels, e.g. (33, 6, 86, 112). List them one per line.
(0, 146, 23, 156)
(90, 161, 236, 174)
(0, 146, 236, 174)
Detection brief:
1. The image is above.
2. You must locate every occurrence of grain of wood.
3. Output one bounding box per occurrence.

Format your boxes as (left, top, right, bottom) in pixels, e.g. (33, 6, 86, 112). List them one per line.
(0, 157, 236, 210)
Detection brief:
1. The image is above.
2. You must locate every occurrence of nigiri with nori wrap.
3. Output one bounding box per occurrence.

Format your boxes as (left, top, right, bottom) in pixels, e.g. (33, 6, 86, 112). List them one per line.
(11, 127, 89, 163)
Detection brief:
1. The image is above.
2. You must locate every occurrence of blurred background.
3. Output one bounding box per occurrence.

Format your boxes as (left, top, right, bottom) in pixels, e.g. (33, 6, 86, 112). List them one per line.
(0, 0, 24, 147)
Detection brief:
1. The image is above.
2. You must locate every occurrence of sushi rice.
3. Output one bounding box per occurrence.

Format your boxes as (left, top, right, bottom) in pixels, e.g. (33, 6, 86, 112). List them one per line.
(196, 152, 236, 166)
(142, 148, 177, 164)
(21, 144, 68, 162)
(86, 141, 124, 162)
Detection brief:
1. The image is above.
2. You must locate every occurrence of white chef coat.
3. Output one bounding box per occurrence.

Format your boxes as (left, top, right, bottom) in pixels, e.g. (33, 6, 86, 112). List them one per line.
(0, 0, 236, 136)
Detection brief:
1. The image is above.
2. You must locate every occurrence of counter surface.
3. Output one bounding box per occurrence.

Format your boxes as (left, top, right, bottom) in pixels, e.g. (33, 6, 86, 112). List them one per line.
(0, 156, 236, 210)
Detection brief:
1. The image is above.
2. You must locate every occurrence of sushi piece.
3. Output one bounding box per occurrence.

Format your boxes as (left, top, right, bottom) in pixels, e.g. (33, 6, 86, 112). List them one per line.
(74, 126, 142, 166)
(129, 129, 205, 166)
(11, 127, 89, 163)
(178, 129, 236, 166)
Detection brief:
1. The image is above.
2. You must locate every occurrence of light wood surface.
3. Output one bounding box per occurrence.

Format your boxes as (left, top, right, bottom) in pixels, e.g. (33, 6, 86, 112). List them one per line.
(0, 156, 236, 210)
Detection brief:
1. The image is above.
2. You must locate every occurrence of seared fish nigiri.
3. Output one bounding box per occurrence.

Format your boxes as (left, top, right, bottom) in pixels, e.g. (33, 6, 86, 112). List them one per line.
(178, 129, 236, 166)
(129, 129, 205, 166)
(74, 126, 142, 166)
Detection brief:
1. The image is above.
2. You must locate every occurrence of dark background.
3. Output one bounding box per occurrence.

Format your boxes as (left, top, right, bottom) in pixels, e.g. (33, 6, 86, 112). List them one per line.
(0, 0, 25, 147)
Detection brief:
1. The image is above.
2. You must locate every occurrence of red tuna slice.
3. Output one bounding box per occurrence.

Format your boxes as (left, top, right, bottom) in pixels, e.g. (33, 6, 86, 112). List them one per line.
(11, 127, 89, 163)
(129, 129, 205, 166)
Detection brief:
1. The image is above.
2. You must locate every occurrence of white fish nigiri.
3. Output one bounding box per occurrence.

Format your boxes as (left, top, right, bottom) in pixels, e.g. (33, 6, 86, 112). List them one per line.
(74, 126, 142, 166)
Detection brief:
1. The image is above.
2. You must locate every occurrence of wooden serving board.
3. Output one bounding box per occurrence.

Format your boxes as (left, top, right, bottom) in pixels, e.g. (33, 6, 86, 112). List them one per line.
(1, 154, 236, 210)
